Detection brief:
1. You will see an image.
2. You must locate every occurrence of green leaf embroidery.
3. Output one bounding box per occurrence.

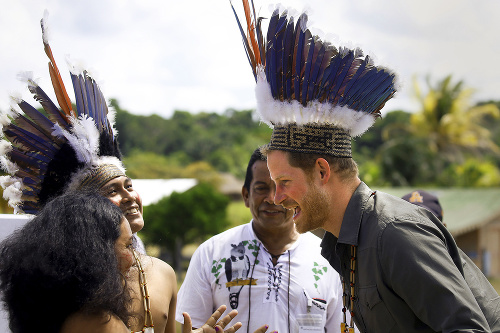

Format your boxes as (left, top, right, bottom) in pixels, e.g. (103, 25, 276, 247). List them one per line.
(312, 262, 328, 293)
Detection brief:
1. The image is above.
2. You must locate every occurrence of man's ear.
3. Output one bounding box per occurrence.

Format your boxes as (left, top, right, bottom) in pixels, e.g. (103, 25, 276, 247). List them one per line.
(242, 186, 250, 208)
(315, 158, 331, 184)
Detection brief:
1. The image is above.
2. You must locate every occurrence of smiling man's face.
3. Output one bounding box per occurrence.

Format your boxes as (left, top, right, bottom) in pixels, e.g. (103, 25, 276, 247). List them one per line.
(267, 150, 329, 233)
(242, 160, 293, 230)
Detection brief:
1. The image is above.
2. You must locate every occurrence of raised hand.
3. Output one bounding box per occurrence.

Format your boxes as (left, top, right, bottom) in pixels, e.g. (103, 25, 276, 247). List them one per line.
(182, 305, 242, 333)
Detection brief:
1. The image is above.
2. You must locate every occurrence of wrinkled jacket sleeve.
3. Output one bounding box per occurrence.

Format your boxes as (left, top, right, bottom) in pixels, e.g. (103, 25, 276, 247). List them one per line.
(379, 218, 491, 332)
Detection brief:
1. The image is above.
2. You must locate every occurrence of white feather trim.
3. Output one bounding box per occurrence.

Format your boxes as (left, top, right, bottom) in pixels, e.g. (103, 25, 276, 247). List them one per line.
(0, 141, 13, 156)
(107, 106, 118, 136)
(41, 10, 51, 44)
(66, 56, 100, 82)
(0, 175, 19, 189)
(67, 57, 85, 76)
(16, 72, 40, 89)
(52, 115, 100, 164)
(2, 180, 23, 206)
(0, 109, 16, 128)
(254, 67, 375, 137)
(0, 155, 19, 174)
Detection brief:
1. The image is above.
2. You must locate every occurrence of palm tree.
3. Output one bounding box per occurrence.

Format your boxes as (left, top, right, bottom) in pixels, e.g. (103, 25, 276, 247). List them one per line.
(411, 75, 500, 162)
(376, 75, 500, 186)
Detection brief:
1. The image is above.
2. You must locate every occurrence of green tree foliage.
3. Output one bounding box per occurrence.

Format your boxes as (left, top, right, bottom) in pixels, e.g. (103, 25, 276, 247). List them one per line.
(412, 75, 500, 161)
(438, 158, 500, 187)
(372, 75, 500, 186)
(141, 182, 230, 271)
(112, 100, 272, 178)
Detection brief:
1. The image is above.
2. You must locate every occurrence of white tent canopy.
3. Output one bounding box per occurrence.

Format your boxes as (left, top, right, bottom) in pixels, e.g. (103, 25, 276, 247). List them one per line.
(132, 178, 197, 206)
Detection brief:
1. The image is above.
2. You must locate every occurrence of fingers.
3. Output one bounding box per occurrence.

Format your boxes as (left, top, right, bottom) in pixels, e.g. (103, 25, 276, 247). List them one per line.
(221, 321, 242, 333)
(253, 325, 270, 333)
(204, 305, 228, 327)
(182, 313, 193, 333)
(217, 309, 238, 328)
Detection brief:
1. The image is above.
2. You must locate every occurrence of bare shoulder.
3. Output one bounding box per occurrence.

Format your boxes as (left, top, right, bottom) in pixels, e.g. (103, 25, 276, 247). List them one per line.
(144, 255, 176, 281)
(60, 312, 129, 333)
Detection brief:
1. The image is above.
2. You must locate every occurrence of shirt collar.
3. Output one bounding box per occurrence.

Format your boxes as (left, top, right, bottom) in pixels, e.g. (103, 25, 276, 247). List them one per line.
(321, 182, 375, 248)
(320, 182, 375, 270)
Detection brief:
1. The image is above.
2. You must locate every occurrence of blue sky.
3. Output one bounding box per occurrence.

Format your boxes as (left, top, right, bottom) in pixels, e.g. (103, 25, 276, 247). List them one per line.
(1, 0, 499, 118)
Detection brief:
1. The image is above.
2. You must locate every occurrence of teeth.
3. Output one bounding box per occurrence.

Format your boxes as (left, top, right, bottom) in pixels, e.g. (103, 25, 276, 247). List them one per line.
(125, 208, 138, 215)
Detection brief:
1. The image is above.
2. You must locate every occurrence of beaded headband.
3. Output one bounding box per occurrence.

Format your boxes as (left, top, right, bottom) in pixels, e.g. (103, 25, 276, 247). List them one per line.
(75, 164, 126, 192)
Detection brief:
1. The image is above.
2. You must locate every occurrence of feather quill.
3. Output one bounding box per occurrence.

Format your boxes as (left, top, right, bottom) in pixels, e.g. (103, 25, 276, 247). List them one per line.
(41, 13, 74, 118)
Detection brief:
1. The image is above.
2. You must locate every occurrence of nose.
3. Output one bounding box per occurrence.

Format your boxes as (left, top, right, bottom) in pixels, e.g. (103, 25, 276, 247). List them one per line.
(273, 185, 286, 206)
(120, 189, 134, 203)
(264, 185, 276, 204)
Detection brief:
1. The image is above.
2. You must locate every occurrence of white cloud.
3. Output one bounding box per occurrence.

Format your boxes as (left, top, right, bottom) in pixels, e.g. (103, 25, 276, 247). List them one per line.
(0, 0, 499, 119)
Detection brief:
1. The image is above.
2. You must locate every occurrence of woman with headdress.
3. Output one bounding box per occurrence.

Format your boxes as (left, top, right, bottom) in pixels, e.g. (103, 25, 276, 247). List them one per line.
(0, 14, 248, 333)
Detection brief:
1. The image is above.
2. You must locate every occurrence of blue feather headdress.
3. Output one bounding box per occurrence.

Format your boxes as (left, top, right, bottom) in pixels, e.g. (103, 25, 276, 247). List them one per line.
(231, 1, 398, 157)
(0, 14, 125, 214)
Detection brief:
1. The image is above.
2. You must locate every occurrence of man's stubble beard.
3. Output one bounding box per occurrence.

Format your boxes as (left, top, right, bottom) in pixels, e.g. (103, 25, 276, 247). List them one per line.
(295, 184, 330, 234)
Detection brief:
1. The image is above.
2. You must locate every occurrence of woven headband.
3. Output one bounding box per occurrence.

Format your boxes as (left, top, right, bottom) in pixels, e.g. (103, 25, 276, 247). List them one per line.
(77, 164, 126, 192)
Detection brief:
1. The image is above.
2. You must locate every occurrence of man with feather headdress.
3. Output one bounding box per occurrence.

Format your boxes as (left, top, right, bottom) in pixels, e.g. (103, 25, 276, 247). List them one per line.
(230, 0, 493, 332)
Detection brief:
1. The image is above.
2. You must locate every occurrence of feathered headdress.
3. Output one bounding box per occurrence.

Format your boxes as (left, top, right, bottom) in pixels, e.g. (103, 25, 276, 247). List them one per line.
(0, 14, 125, 214)
(231, 0, 398, 157)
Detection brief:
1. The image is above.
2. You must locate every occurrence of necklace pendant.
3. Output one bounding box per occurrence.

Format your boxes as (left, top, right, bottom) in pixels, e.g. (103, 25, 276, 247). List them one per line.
(144, 327, 154, 333)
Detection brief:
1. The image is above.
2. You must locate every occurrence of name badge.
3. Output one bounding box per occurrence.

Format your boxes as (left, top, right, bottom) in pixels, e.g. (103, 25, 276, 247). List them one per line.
(297, 314, 322, 333)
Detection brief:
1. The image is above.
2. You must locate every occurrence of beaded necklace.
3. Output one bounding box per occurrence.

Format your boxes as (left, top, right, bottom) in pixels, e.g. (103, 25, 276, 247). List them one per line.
(341, 245, 356, 333)
(131, 249, 154, 333)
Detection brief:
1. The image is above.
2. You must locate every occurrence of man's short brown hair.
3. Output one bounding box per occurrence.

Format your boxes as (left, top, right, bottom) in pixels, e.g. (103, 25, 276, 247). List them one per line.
(260, 146, 358, 181)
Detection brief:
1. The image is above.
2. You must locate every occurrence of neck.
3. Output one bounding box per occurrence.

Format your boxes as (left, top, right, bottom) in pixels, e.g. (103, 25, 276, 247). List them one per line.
(252, 220, 299, 256)
(323, 177, 361, 238)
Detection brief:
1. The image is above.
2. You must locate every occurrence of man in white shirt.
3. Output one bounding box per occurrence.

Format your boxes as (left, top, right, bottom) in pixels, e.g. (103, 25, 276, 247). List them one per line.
(176, 148, 346, 333)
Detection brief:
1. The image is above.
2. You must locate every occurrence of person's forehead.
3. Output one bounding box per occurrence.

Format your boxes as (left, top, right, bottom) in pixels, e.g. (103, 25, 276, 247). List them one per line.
(266, 151, 297, 179)
(252, 160, 271, 179)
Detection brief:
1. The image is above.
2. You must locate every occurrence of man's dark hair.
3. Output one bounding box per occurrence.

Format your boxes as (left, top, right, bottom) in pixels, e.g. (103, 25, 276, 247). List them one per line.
(0, 192, 132, 333)
(243, 147, 266, 191)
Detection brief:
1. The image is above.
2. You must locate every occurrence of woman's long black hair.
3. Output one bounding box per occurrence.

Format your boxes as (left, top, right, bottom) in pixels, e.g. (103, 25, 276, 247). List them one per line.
(0, 192, 132, 333)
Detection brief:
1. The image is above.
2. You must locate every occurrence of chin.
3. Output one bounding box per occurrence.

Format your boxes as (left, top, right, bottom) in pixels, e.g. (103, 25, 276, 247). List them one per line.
(294, 220, 309, 234)
(128, 218, 144, 233)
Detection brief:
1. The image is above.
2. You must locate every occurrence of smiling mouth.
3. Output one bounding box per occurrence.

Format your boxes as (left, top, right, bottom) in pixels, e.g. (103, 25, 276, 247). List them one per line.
(124, 207, 139, 215)
(293, 207, 301, 219)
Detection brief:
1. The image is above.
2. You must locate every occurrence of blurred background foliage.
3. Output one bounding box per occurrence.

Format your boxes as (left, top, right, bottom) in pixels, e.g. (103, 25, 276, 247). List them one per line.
(108, 75, 500, 189)
(1, 74, 499, 272)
